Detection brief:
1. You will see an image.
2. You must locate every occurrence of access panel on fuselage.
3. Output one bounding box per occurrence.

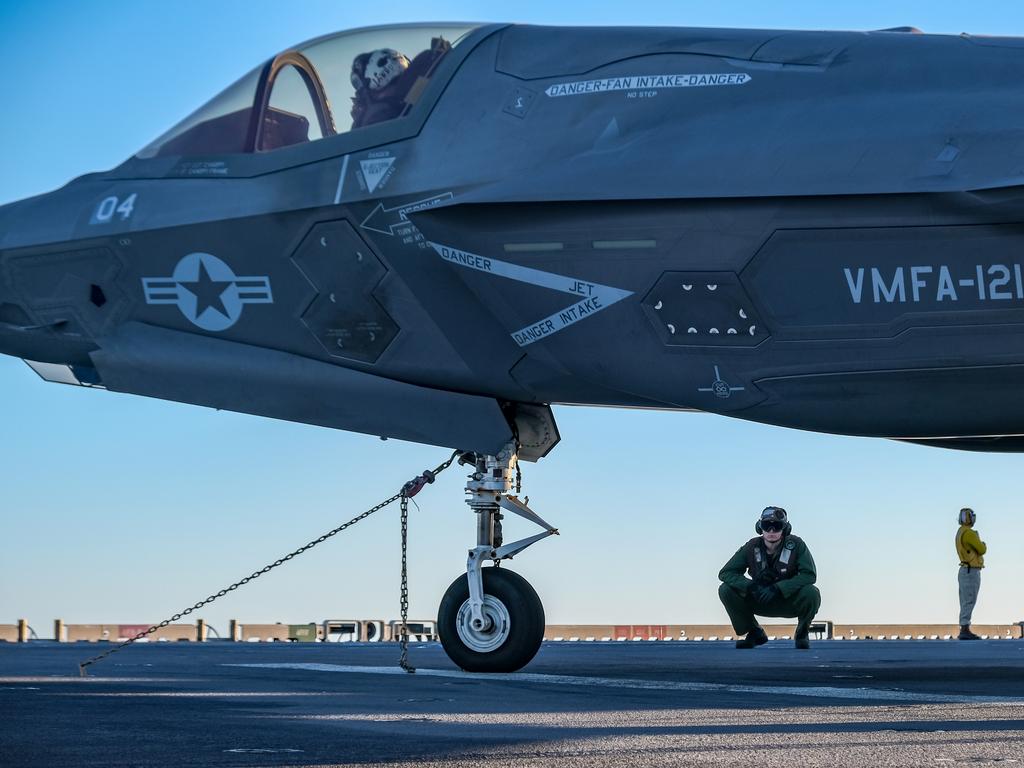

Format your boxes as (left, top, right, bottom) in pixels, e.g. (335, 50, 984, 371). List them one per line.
(290, 221, 398, 363)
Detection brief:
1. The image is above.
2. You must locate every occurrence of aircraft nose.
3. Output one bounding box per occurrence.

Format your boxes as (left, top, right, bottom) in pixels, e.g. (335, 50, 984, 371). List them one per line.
(0, 261, 40, 358)
(0, 195, 103, 369)
(0, 248, 93, 367)
(0, 229, 15, 324)
(0, 271, 33, 359)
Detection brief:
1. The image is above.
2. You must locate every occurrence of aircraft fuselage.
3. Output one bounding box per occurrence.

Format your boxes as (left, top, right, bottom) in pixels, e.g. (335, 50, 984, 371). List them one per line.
(4, 23, 1024, 454)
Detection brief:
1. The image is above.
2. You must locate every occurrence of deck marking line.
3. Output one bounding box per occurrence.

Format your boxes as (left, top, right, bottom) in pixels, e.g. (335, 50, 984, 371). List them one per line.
(225, 663, 1024, 704)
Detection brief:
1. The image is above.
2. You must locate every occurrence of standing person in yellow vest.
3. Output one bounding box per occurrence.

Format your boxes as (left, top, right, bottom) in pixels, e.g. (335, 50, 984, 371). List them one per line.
(955, 507, 987, 641)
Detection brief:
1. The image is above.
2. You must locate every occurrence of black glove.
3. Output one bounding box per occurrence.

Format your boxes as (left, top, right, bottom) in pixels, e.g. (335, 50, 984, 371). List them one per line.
(752, 584, 780, 605)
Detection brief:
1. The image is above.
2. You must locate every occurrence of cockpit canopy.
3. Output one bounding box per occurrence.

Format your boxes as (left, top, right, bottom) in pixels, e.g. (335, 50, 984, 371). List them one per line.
(137, 23, 479, 159)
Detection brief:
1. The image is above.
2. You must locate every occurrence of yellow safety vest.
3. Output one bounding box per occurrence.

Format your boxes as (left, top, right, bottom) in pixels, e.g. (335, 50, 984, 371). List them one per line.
(956, 525, 986, 569)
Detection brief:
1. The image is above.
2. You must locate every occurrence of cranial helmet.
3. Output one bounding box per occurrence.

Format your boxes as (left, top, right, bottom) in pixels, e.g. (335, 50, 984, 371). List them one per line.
(756, 506, 791, 535)
(351, 48, 410, 93)
(959, 507, 976, 526)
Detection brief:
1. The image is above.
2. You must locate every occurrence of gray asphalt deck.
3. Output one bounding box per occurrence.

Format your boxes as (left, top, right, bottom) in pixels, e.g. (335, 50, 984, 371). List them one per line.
(1, 640, 1023, 767)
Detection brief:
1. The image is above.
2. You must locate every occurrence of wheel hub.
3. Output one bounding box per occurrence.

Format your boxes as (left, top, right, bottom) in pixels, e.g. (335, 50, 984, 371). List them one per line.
(455, 595, 510, 652)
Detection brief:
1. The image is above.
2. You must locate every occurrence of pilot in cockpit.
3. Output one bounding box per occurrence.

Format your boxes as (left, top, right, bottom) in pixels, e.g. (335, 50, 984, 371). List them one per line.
(350, 37, 451, 129)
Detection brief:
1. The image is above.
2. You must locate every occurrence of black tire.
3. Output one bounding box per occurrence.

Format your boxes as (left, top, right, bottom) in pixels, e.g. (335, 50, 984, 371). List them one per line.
(437, 567, 545, 672)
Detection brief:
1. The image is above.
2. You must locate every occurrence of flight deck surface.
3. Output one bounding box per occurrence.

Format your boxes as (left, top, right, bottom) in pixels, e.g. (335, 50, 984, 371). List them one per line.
(1, 640, 1022, 767)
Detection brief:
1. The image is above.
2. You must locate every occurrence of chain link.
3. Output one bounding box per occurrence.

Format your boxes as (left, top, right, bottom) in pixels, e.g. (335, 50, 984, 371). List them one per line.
(398, 494, 415, 673)
(79, 450, 459, 677)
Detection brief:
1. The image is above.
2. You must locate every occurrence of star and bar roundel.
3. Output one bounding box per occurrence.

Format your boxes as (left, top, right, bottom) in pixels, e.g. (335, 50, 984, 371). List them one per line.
(141, 253, 273, 331)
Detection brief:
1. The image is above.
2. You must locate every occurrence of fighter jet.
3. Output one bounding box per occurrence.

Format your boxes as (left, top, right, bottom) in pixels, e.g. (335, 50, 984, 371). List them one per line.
(3, 22, 1024, 672)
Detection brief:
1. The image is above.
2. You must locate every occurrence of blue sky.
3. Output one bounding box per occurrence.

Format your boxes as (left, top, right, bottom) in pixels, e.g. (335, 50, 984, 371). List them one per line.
(2, 1, 1023, 637)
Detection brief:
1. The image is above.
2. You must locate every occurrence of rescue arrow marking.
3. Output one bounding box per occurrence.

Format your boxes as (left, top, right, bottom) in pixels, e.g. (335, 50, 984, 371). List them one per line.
(360, 193, 456, 235)
(428, 241, 633, 347)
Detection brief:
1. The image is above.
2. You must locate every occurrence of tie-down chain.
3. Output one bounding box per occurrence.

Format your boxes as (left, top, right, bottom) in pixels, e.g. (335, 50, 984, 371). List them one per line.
(77, 450, 459, 677)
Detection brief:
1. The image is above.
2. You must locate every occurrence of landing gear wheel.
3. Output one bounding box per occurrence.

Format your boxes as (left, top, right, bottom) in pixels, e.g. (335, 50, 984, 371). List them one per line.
(438, 567, 545, 672)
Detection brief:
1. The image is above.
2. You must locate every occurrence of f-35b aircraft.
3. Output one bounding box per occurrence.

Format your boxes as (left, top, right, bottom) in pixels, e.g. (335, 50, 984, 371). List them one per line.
(3, 21, 1024, 671)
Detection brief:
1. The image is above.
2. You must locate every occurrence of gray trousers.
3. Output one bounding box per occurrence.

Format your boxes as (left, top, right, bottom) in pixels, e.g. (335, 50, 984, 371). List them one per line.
(958, 566, 982, 626)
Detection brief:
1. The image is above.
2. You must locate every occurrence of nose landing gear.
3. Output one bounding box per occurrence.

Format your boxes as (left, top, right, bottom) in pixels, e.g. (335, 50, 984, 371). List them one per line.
(437, 441, 558, 672)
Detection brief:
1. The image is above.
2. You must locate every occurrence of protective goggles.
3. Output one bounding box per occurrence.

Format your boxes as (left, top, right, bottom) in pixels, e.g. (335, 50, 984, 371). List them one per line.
(760, 520, 786, 532)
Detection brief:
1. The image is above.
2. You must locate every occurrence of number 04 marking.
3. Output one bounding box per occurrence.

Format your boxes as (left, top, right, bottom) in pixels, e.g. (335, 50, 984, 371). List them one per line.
(91, 193, 137, 224)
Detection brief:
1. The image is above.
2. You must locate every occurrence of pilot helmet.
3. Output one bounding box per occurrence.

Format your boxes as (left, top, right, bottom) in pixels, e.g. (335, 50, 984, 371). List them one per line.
(351, 48, 410, 93)
(756, 506, 791, 535)
(959, 507, 976, 526)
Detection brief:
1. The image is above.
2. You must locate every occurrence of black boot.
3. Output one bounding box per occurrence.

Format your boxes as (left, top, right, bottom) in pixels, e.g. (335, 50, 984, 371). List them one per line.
(795, 618, 812, 649)
(735, 627, 769, 649)
(958, 625, 981, 640)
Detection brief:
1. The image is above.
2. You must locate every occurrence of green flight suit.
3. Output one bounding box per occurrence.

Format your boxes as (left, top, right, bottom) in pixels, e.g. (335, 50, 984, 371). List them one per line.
(718, 534, 821, 637)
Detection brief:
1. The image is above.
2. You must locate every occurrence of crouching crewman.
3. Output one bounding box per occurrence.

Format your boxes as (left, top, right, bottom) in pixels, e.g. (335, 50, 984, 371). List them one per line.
(718, 506, 821, 650)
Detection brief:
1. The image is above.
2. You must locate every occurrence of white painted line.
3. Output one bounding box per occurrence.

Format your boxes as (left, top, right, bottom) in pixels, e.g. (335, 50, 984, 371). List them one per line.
(56, 696, 337, 700)
(225, 663, 1024, 704)
(428, 241, 633, 347)
(333, 155, 350, 205)
(0, 677, 176, 683)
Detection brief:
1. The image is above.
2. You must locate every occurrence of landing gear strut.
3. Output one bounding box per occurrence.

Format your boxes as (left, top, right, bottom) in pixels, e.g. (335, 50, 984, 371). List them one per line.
(437, 440, 558, 672)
